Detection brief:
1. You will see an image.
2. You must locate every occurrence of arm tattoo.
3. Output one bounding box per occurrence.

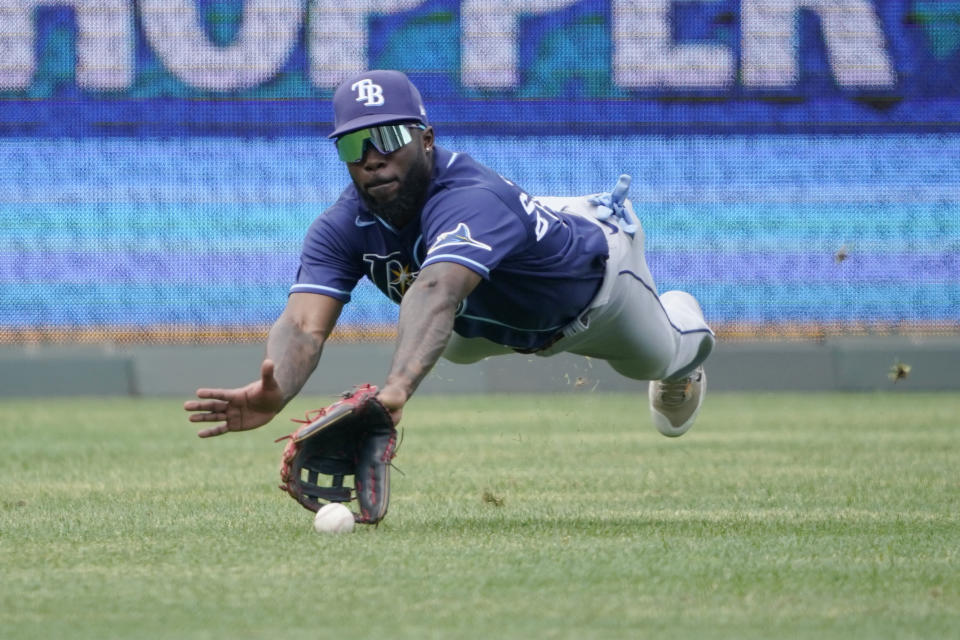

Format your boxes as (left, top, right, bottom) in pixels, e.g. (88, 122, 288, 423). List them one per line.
(266, 315, 324, 405)
(386, 277, 458, 398)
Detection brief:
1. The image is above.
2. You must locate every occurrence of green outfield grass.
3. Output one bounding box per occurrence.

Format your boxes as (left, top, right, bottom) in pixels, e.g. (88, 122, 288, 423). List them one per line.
(1, 392, 957, 639)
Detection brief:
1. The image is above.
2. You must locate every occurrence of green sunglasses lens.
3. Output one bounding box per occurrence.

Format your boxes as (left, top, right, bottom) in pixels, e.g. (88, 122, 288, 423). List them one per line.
(335, 129, 369, 163)
(336, 125, 414, 163)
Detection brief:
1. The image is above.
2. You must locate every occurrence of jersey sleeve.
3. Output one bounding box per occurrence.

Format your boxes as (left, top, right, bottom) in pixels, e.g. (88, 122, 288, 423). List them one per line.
(420, 187, 527, 279)
(290, 209, 363, 302)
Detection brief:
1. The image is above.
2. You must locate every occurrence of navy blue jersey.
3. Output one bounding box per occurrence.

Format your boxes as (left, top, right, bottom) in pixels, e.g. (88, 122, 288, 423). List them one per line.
(293, 147, 608, 351)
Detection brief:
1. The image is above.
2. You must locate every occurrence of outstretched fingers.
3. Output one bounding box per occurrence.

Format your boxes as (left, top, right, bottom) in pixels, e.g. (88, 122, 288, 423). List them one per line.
(183, 396, 229, 414)
(196, 423, 230, 438)
(186, 410, 227, 423)
(184, 391, 234, 437)
(185, 360, 282, 438)
(194, 387, 234, 401)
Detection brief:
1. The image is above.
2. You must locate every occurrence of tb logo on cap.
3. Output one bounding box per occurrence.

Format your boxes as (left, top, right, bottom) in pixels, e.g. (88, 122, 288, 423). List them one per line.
(352, 79, 384, 107)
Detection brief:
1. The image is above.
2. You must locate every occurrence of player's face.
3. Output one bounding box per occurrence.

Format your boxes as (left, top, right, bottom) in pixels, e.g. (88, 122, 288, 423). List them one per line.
(346, 125, 434, 228)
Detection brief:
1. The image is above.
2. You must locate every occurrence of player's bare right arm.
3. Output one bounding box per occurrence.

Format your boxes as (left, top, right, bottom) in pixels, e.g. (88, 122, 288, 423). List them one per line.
(267, 292, 343, 404)
(185, 293, 344, 437)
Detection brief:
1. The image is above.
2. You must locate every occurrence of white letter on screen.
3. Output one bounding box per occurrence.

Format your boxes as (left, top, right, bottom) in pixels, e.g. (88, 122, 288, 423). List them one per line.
(309, 0, 426, 88)
(613, 0, 734, 89)
(461, 0, 580, 88)
(742, 0, 895, 88)
(0, 0, 133, 90)
(140, 0, 304, 92)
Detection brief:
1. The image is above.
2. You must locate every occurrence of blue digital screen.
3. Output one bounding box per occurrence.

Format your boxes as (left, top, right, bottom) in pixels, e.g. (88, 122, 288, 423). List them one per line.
(1, 0, 957, 342)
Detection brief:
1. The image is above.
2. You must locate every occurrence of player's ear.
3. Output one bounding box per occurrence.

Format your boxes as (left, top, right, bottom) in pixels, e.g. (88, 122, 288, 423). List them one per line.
(420, 126, 434, 153)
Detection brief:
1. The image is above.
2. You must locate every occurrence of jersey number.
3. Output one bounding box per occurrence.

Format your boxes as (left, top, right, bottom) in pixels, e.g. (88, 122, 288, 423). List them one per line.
(519, 192, 559, 241)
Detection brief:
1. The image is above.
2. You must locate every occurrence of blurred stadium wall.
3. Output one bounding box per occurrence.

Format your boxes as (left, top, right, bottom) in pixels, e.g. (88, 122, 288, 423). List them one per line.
(1, 0, 958, 394)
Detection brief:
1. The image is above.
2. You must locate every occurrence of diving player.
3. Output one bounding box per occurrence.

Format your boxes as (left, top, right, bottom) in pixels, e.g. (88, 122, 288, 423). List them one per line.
(185, 70, 715, 439)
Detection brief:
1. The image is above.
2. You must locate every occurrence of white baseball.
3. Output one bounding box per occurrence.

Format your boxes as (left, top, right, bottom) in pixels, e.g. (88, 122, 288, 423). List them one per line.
(313, 502, 355, 534)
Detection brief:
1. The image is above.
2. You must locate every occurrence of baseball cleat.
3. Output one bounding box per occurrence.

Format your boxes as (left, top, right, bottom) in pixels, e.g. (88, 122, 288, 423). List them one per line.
(648, 367, 706, 437)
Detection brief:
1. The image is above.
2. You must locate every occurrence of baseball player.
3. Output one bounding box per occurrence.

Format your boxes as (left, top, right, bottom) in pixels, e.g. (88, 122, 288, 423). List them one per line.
(184, 70, 715, 440)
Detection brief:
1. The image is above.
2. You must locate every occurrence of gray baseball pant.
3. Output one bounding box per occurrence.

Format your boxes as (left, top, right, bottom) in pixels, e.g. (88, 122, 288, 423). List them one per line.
(441, 196, 715, 382)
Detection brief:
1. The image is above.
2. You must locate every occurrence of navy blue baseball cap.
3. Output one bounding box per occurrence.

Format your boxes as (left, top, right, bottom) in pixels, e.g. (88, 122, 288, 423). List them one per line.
(328, 70, 429, 139)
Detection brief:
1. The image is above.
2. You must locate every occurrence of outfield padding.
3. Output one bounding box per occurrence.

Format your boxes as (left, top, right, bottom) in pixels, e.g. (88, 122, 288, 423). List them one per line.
(1, 338, 957, 396)
(0, 349, 136, 396)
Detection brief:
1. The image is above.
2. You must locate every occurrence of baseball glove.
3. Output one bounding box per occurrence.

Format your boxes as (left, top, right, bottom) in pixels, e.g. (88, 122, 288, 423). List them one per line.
(277, 384, 398, 524)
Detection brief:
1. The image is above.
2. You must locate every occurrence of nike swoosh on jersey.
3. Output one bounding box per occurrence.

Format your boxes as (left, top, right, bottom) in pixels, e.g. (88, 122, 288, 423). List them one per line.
(355, 216, 378, 227)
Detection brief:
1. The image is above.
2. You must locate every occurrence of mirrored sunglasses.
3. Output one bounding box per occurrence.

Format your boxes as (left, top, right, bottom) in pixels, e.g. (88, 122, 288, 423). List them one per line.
(335, 124, 423, 163)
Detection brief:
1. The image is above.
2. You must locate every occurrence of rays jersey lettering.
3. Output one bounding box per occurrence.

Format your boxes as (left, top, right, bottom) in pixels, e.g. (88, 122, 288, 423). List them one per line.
(505, 177, 561, 241)
(360, 249, 467, 316)
(362, 251, 417, 302)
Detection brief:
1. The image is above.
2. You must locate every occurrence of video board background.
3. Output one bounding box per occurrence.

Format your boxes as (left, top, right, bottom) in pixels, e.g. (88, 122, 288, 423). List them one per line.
(1, 0, 958, 343)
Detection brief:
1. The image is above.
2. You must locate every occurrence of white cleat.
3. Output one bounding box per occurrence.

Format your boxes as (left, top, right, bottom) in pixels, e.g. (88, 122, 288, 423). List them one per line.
(648, 367, 706, 437)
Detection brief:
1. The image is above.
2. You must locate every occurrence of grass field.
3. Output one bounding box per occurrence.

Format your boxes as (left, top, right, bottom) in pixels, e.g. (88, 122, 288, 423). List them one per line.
(1, 392, 958, 639)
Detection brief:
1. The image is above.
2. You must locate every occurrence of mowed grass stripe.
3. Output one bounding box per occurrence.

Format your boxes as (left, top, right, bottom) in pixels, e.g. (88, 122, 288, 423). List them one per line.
(1, 393, 957, 640)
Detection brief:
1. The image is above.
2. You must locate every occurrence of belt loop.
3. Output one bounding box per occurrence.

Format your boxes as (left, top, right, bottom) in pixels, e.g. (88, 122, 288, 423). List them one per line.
(562, 310, 591, 339)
